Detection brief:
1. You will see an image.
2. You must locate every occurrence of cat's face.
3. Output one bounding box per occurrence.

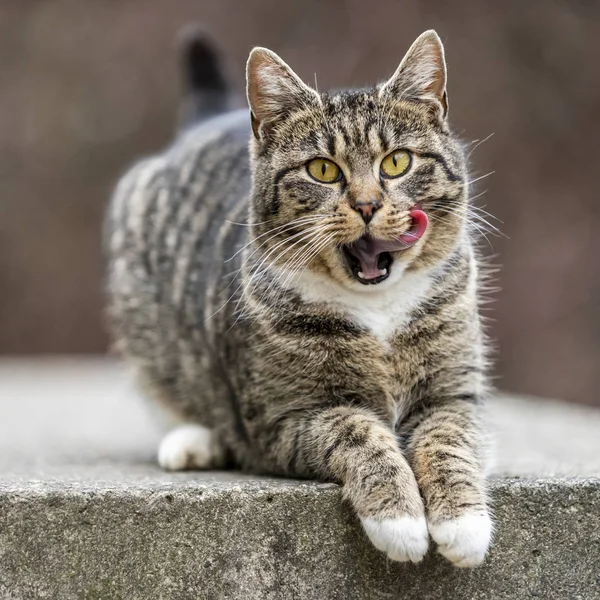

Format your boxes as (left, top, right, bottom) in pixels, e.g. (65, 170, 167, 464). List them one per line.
(247, 31, 467, 291)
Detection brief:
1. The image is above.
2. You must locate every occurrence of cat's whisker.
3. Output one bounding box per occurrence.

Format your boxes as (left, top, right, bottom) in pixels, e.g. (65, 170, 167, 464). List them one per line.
(232, 222, 338, 324)
(468, 204, 504, 224)
(469, 190, 488, 203)
(225, 215, 328, 263)
(466, 132, 494, 159)
(430, 208, 499, 246)
(247, 224, 332, 283)
(273, 231, 336, 299)
(239, 225, 333, 316)
(221, 220, 332, 296)
(225, 217, 332, 279)
(253, 229, 334, 301)
(255, 223, 341, 308)
(208, 223, 332, 323)
(239, 225, 329, 291)
(425, 201, 505, 241)
(467, 171, 495, 186)
(286, 232, 336, 283)
(262, 232, 336, 315)
(226, 213, 326, 229)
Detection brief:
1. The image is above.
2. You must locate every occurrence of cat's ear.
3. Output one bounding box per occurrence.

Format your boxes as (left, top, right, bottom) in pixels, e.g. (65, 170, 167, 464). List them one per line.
(380, 30, 448, 119)
(246, 47, 320, 139)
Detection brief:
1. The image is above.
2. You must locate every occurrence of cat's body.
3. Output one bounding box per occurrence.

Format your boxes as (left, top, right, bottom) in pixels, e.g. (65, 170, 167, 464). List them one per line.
(105, 30, 493, 567)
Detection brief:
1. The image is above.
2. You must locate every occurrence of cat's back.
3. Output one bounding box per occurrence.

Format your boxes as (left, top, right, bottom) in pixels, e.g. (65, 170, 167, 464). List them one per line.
(104, 108, 251, 364)
(106, 108, 250, 254)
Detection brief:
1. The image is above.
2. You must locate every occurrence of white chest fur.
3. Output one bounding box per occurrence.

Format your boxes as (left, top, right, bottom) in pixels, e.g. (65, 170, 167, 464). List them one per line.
(290, 266, 434, 342)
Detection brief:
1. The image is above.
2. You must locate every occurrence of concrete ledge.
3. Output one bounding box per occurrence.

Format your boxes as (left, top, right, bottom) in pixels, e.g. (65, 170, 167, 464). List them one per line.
(2, 474, 599, 599)
(1, 360, 600, 599)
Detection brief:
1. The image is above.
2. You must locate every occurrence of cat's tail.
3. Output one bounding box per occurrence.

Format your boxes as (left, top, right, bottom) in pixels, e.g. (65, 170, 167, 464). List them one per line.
(177, 25, 231, 128)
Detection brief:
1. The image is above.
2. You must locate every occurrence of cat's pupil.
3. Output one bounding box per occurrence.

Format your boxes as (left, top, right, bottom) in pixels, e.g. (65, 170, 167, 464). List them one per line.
(321, 163, 327, 176)
(393, 155, 397, 167)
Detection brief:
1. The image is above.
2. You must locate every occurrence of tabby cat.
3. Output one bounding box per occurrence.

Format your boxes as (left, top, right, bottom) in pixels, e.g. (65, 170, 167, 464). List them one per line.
(105, 29, 493, 567)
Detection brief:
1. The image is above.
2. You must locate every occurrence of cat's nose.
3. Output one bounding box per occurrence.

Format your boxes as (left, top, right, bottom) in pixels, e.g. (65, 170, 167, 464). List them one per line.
(353, 199, 382, 225)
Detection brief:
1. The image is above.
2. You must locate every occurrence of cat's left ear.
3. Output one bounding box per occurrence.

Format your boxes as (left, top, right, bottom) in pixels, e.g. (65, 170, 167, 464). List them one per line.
(380, 30, 448, 120)
(246, 47, 320, 140)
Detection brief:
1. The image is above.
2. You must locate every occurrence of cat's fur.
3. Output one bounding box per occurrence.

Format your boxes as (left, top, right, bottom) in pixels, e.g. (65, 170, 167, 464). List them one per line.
(104, 30, 493, 567)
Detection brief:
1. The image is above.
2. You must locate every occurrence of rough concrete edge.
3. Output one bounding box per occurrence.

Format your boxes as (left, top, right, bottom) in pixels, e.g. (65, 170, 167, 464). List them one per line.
(1, 475, 598, 497)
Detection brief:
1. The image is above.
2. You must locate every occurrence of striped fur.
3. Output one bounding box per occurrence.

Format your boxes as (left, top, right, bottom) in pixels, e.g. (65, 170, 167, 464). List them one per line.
(105, 30, 493, 566)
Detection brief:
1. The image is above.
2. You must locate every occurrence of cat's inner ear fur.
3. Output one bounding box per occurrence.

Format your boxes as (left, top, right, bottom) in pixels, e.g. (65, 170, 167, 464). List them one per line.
(246, 47, 320, 139)
(380, 30, 448, 120)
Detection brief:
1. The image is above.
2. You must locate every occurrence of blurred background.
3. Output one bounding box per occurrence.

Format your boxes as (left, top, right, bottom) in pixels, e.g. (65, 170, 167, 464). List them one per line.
(0, 1, 597, 406)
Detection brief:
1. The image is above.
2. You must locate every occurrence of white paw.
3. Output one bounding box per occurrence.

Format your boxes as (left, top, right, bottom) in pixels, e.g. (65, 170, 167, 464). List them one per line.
(360, 516, 429, 563)
(158, 424, 214, 471)
(429, 513, 493, 567)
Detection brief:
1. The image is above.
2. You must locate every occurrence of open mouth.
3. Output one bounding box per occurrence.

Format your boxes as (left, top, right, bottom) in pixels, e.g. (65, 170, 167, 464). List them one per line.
(342, 209, 428, 285)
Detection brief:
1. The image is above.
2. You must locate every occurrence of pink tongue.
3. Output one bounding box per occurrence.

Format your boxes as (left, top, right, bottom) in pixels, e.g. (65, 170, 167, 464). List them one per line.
(348, 209, 428, 279)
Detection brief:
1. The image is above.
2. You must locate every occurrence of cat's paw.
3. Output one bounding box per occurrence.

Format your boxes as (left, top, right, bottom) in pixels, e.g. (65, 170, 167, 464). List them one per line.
(428, 512, 493, 567)
(158, 424, 214, 471)
(360, 515, 429, 563)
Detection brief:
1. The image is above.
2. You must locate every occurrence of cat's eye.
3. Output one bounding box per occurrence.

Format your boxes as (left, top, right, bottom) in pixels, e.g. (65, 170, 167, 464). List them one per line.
(307, 158, 342, 183)
(380, 150, 412, 179)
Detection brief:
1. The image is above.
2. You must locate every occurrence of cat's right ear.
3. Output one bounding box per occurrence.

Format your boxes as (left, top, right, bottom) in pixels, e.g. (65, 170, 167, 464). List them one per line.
(246, 47, 320, 140)
(380, 30, 448, 120)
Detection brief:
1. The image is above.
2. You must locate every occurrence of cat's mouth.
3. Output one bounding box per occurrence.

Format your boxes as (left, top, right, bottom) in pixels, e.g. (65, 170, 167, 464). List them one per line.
(341, 209, 428, 285)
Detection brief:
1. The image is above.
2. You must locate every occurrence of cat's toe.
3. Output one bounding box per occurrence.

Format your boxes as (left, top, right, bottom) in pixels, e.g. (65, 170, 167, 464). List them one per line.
(428, 512, 493, 567)
(158, 424, 214, 471)
(361, 515, 429, 563)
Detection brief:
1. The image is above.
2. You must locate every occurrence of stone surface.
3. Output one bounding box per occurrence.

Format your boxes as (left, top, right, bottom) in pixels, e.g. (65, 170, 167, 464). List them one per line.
(1, 359, 600, 599)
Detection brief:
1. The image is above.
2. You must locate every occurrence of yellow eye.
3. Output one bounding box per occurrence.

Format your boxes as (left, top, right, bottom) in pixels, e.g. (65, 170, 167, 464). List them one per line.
(380, 150, 412, 178)
(307, 158, 342, 183)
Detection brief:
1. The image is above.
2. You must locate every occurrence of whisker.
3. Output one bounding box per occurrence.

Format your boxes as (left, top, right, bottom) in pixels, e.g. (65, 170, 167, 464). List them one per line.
(467, 132, 494, 159)
(469, 190, 488, 202)
(467, 171, 495, 186)
(221, 220, 331, 294)
(468, 204, 504, 224)
(206, 222, 332, 323)
(428, 205, 504, 245)
(225, 215, 328, 263)
(232, 233, 323, 328)
(278, 231, 335, 292)
(238, 225, 333, 316)
(266, 231, 336, 311)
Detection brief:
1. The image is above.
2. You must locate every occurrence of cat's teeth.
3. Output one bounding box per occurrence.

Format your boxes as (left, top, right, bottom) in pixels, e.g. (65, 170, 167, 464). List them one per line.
(357, 269, 387, 280)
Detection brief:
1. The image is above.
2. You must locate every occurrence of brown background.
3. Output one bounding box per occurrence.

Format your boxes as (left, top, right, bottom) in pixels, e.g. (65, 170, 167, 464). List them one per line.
(1, 1, 598, 405)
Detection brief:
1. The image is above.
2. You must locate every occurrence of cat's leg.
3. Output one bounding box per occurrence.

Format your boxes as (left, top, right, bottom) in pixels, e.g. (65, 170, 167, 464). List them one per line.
(257, 406, 429, 563)
(404, 398, 492, 567)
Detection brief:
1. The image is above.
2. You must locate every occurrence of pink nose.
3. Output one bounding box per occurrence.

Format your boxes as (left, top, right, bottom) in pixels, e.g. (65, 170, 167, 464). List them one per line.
(354, 200, 381, 224)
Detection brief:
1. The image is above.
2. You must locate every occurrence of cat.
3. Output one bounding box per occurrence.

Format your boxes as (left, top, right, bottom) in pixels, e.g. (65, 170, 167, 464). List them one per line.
(104, 29, 493, 567)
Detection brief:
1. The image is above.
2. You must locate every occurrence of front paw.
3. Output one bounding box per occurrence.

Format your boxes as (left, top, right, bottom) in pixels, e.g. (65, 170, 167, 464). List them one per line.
(428, 512, 493, 567)
(360, 515, 429, 563)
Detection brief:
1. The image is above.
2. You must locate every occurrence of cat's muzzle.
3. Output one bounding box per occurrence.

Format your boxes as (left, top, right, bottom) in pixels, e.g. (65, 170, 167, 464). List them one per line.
(341, 209, 428, 285)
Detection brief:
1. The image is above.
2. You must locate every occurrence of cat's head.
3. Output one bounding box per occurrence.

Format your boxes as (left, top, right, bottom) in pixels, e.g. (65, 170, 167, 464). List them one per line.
(246, 30, 467, 291)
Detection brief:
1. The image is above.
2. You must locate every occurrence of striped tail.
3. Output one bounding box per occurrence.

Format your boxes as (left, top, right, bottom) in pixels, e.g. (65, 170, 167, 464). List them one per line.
(177, 26, 231, 128)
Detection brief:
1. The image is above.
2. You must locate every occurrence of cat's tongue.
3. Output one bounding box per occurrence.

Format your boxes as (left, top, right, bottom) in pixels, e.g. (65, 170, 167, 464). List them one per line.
(347, 209, 428, 280)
